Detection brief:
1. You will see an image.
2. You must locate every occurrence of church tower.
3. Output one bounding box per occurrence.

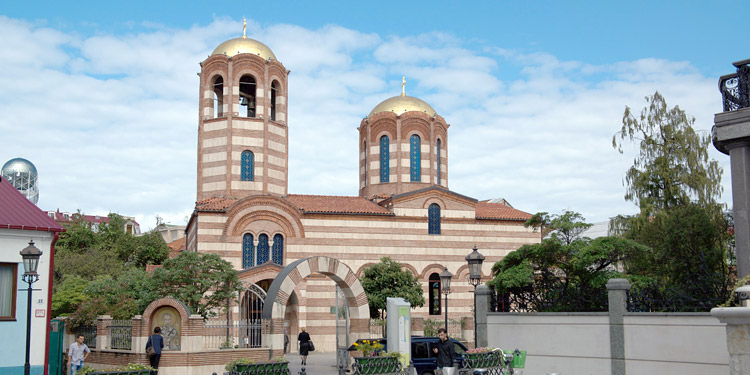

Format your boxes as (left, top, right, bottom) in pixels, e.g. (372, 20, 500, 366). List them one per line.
(358, 78, 449, 199)
(196, 25, 289, 201)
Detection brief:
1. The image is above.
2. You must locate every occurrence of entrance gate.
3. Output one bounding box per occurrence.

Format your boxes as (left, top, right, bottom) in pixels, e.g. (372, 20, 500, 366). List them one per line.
(336, 284, 350, 371)
(240, 281, 267, 348)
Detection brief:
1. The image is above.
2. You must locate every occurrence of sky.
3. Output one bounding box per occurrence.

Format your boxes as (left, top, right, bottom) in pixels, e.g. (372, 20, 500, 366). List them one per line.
(1, 1, 748, 231)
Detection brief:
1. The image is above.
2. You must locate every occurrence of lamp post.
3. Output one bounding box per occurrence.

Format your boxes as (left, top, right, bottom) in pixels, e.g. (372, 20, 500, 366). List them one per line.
(20, 240, 42, 375)
(466, 245, 485, 349)
(439, 267, 453, 331)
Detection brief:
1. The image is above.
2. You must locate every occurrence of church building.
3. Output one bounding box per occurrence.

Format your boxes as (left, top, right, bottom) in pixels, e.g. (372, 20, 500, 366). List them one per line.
(185, 29, 539, 351)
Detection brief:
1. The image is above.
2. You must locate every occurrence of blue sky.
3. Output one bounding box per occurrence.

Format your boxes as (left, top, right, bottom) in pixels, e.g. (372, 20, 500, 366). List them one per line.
(1, 1, 747, 230)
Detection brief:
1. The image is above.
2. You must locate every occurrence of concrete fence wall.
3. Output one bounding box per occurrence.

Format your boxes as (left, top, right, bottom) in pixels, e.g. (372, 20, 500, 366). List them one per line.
(476, 280, 731, 375)
(486, 312, 728, 375)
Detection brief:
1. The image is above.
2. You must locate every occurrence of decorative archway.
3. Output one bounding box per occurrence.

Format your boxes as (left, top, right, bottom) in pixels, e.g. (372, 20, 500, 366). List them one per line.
(261, 256, 370, 352)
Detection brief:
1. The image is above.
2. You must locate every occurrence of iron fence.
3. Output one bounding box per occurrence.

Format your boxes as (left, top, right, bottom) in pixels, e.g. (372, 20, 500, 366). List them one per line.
(368, 319, 385, 338)
(108, 320, 132, 350)
(74, 326, 97, 349)
(720, 59, 750, 112)
(203, 319, 264, 349)
(490, 285, 608, 313)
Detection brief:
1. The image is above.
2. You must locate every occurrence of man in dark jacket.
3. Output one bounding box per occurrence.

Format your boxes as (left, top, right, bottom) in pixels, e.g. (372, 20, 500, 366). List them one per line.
(432, 328, 456, 374)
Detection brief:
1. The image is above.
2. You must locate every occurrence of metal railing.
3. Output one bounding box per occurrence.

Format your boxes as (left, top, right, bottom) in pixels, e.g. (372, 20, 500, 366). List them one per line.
(720, 59, 750, 112)
(203, 319, 264, 349)
(108, 320, 132, 350)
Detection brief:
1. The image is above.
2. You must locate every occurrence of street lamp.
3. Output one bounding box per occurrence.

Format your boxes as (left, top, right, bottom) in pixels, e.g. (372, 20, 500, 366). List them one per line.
(466, 245, 485, 348)
(20, 240, 42, 375)
(439, 267, 453, 331)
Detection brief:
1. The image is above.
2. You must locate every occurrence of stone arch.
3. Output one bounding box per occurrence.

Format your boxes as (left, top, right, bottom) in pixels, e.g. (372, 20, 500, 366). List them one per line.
(224, 196, 304, 238)
(141, 297, 191, 341)
(261, 256, 370, 351)
(421, 263, 448, 279)
(423, 197, 447, 210)
(400, 263, 420, 278)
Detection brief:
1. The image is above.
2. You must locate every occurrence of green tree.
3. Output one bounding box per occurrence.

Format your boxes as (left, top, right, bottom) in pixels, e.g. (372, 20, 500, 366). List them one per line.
(51, 275, 89, 318)
(489, 212, 649, 312)
(150, 251, 241, 319)
(360, 257, 425, 318)
(612, 91, 723, 214)
(624, 203, 731, 297)
(611, 92, 731, 308)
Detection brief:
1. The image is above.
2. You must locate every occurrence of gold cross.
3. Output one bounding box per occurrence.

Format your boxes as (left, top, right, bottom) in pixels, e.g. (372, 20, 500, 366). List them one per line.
(401, 76, 406, 96)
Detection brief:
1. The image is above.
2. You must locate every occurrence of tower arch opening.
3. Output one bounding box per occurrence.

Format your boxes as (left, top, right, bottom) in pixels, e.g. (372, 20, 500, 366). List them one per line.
(239, 74, 257, 117)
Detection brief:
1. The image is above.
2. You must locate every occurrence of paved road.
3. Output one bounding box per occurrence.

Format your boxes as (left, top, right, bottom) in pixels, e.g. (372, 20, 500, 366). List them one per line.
(285, 352, 342, 375)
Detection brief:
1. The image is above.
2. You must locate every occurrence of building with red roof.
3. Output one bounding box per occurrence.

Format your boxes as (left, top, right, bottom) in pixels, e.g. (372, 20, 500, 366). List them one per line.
(183, 32, 540, 352)
(0, 176, 64, 374)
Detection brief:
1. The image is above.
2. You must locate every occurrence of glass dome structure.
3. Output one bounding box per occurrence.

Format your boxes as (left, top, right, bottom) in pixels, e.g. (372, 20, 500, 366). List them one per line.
(1, 158, 39, 204)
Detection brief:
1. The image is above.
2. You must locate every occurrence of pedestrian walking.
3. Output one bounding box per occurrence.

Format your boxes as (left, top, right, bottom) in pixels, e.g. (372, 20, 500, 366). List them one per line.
(68, 334, 90, 375)
(432, 328, 456, 375)
(298, 327, 311, 365)
(146, 327, 165, 375)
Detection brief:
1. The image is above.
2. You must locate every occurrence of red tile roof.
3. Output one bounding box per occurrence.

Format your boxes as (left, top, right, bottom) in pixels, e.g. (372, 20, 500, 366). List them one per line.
(475, 201, 532, 221)
(286, 194, 394, 215)
(195, 197, 237, 212)
(0, 177, 64, 232)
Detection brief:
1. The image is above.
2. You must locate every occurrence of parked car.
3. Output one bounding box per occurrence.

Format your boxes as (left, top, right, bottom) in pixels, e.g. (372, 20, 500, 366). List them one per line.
(349, 336, 468, 375)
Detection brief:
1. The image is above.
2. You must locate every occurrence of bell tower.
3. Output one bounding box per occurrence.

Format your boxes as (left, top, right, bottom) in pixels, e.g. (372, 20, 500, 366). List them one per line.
(358, 78, 449, 199)
(197, 25, 289, 201)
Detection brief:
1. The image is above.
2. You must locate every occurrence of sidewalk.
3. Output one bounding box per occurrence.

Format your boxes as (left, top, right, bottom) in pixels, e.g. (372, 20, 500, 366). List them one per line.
(285, 352, 342, 375)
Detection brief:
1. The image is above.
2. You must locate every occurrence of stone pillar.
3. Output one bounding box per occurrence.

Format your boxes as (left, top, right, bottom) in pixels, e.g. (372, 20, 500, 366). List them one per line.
(606, 278, 630, 375)
(475, 285, 491, 349)
(713, 108, 750, 278)
(96, 315, 112, 350)
(711, 307, 750, 374)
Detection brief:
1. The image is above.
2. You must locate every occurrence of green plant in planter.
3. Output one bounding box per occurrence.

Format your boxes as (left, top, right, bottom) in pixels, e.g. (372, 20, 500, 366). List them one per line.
(225, 358, 256, 372)
(219, 338, 235, 349)
(76, 367, 97, 375)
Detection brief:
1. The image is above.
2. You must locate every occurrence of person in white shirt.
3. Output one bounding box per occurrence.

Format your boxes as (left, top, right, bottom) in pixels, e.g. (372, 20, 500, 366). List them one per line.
(68, 334, 90, 375)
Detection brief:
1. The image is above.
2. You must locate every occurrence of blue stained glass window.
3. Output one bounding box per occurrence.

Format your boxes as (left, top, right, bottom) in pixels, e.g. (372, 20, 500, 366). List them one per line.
(380, 136, 389, 183)
(241, 150, 254, 181)
(436, 139, 441, 184)
(410, 135, 421, 182)
(257, 234, 269, 265)
(242, 233, 254, 268)
(272, 234, 284, 265)
(428, 203, 441, 234)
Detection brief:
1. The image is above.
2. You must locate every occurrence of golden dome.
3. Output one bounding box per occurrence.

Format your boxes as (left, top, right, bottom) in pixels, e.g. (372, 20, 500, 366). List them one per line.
(211, 37, 277, 60)
(368, 95, 437, 118)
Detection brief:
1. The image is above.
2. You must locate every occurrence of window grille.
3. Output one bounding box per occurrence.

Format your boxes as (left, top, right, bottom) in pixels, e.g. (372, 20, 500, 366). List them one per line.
(242, 233, 254, 268)
(257, 234, 269, 265)
(272, 234, 283, 265)
(241, 151, 254, 181)
(380, 136, 389, 183)
(428, 204, 441, 234)
(410, 135, 421, 182)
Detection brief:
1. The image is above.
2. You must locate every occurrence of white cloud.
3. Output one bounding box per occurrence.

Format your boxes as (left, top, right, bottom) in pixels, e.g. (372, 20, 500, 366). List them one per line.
(0, 16, 732, 231)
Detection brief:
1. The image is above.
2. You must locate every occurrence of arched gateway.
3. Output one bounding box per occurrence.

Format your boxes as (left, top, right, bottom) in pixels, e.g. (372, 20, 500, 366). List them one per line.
(261, 256, 370, 352)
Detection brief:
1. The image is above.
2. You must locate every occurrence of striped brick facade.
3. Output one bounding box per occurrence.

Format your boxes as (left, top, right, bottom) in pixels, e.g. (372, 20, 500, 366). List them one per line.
(187, 36, 540, 353)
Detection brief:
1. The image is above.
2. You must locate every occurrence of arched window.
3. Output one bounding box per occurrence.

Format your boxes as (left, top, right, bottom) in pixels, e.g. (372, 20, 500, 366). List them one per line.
(380, 135, 389, 183)
(436, 139, 441, 184)
(363, 140, 367, 183)
(428, 203, 441, 234)
(270, 80, 279, 121)
(429, 273, 441, 315)
(239, 75, 257, 117)
(410, 134, 421, 182)
(213, 76, 224, 118)
(272, 234, 284, 265)
(257, 234, 269, 265)
(241, 151, 254, 181)
(242, 233, 254, 268)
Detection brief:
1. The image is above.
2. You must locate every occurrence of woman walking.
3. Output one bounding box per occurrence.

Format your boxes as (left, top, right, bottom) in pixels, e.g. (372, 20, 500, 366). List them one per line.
(298, 327, 311, 365)
(146, 327, 164, 375)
